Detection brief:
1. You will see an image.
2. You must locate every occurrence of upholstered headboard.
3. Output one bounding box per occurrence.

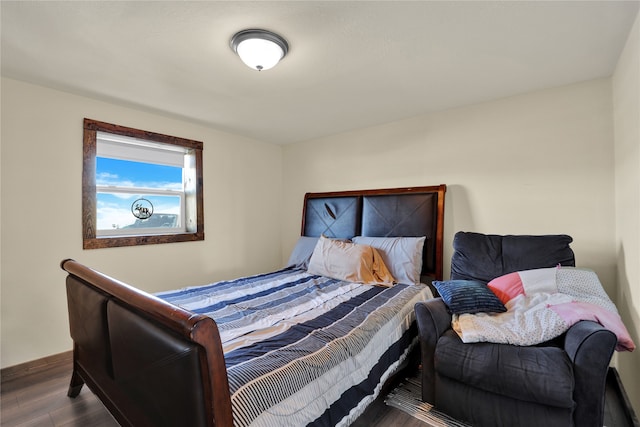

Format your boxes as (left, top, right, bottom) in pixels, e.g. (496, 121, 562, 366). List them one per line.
(301, 185, 446, 281)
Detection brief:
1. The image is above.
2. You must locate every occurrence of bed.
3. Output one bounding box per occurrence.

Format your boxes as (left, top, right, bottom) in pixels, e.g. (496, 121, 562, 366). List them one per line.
(62, 184, 446, 427)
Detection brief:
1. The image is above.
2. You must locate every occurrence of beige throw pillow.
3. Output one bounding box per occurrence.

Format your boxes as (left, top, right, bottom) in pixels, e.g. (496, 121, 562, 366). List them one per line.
(307, 235, 396, 286)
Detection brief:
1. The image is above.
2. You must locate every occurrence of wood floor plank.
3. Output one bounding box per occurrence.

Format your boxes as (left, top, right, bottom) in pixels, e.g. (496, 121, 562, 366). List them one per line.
(10, 413, 55, 427)
(50, 390, 120, 427)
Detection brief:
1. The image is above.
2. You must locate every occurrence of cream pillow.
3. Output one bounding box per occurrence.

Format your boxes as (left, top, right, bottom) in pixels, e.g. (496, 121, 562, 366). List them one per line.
(307, 235, 396, 286)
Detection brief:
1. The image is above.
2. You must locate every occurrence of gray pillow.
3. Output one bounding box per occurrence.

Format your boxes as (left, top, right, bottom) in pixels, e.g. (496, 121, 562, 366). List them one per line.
(285, 236, 319, 269)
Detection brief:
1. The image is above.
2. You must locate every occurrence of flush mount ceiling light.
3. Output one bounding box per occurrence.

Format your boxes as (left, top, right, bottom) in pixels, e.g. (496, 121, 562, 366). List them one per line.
(230, 29, 289, 71)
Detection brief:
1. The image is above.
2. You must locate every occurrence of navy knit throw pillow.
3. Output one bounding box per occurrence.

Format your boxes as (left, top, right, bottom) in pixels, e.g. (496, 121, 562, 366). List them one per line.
(433, 280, 507, 314)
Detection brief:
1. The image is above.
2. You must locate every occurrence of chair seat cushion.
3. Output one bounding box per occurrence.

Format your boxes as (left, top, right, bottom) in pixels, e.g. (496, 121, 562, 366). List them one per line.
(434, 330, 574, 408)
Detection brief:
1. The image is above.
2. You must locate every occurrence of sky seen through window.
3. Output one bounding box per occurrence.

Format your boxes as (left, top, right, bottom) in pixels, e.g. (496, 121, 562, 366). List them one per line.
(96, 157, 183, 230)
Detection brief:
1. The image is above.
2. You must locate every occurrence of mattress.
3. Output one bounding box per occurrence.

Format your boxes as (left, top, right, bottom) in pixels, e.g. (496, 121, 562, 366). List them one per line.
(157, 268, 433, 427)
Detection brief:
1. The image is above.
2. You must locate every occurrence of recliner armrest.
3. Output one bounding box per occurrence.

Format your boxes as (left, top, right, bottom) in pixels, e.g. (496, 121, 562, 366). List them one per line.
(415, 298, 452, 403)
(564, 320, 617, 427)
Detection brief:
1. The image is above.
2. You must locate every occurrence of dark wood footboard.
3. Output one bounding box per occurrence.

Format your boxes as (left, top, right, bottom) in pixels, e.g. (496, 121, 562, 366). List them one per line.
(61, 259, 233, 427)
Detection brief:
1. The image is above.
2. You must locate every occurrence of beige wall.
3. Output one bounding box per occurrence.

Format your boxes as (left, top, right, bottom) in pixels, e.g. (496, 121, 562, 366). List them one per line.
(613, 11, 640, 409)
(0, 78, 283, 368)
(282, 79, 617, 294)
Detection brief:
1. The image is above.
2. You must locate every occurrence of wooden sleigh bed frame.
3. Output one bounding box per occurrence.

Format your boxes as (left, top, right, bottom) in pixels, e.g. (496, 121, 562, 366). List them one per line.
(61, 184, 446, 427)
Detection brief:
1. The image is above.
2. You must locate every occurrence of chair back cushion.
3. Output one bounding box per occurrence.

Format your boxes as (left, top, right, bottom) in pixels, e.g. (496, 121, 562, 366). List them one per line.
(450, 232, 575, 282)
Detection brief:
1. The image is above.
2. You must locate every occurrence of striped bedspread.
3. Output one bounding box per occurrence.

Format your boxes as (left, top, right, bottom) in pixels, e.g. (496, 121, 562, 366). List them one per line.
(157, 268, 433, 427)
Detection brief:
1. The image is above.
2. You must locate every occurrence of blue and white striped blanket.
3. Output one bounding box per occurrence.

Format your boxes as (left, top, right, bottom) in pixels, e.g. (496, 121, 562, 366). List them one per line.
(157, 268, 433, 427)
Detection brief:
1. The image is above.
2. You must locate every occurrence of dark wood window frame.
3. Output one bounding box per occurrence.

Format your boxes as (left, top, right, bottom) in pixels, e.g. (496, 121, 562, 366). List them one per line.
(82, 118, 204, 249)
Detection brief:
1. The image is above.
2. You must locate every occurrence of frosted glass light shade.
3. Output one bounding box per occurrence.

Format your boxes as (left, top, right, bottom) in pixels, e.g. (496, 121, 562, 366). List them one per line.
(230, 29, 289, 71)
(236, 38, 283, 71)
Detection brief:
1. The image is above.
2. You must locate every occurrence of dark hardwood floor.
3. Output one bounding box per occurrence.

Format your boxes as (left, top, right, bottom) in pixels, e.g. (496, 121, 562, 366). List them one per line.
(1, 352, 118, 427)
(1, 351, 636, 427)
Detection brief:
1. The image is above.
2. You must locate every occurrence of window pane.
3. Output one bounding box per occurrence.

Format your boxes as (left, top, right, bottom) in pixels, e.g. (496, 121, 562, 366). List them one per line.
(97, 193, 182, 231)
(96, 157, 183, 190)
(96, 157, 184, 232)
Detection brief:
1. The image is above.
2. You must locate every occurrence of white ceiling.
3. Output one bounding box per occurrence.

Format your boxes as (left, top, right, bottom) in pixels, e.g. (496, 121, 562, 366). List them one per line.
(2, 1, 638, 144)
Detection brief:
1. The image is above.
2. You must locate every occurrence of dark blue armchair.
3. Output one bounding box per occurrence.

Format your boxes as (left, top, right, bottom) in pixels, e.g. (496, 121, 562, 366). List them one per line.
(415, 232, 617, 427)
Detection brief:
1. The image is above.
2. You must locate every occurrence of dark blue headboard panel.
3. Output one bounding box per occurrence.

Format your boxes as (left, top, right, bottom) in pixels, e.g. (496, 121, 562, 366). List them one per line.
(303, 196, 360, 239)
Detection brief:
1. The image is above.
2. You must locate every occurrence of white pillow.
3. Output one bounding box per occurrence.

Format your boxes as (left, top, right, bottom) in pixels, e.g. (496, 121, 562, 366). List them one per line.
(351, 236, 426, 284)
(307, 235, 395, 286)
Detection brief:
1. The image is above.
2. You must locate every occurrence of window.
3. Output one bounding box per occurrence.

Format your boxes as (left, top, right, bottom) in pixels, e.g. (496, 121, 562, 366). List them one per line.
(83, 118, 204, 249)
